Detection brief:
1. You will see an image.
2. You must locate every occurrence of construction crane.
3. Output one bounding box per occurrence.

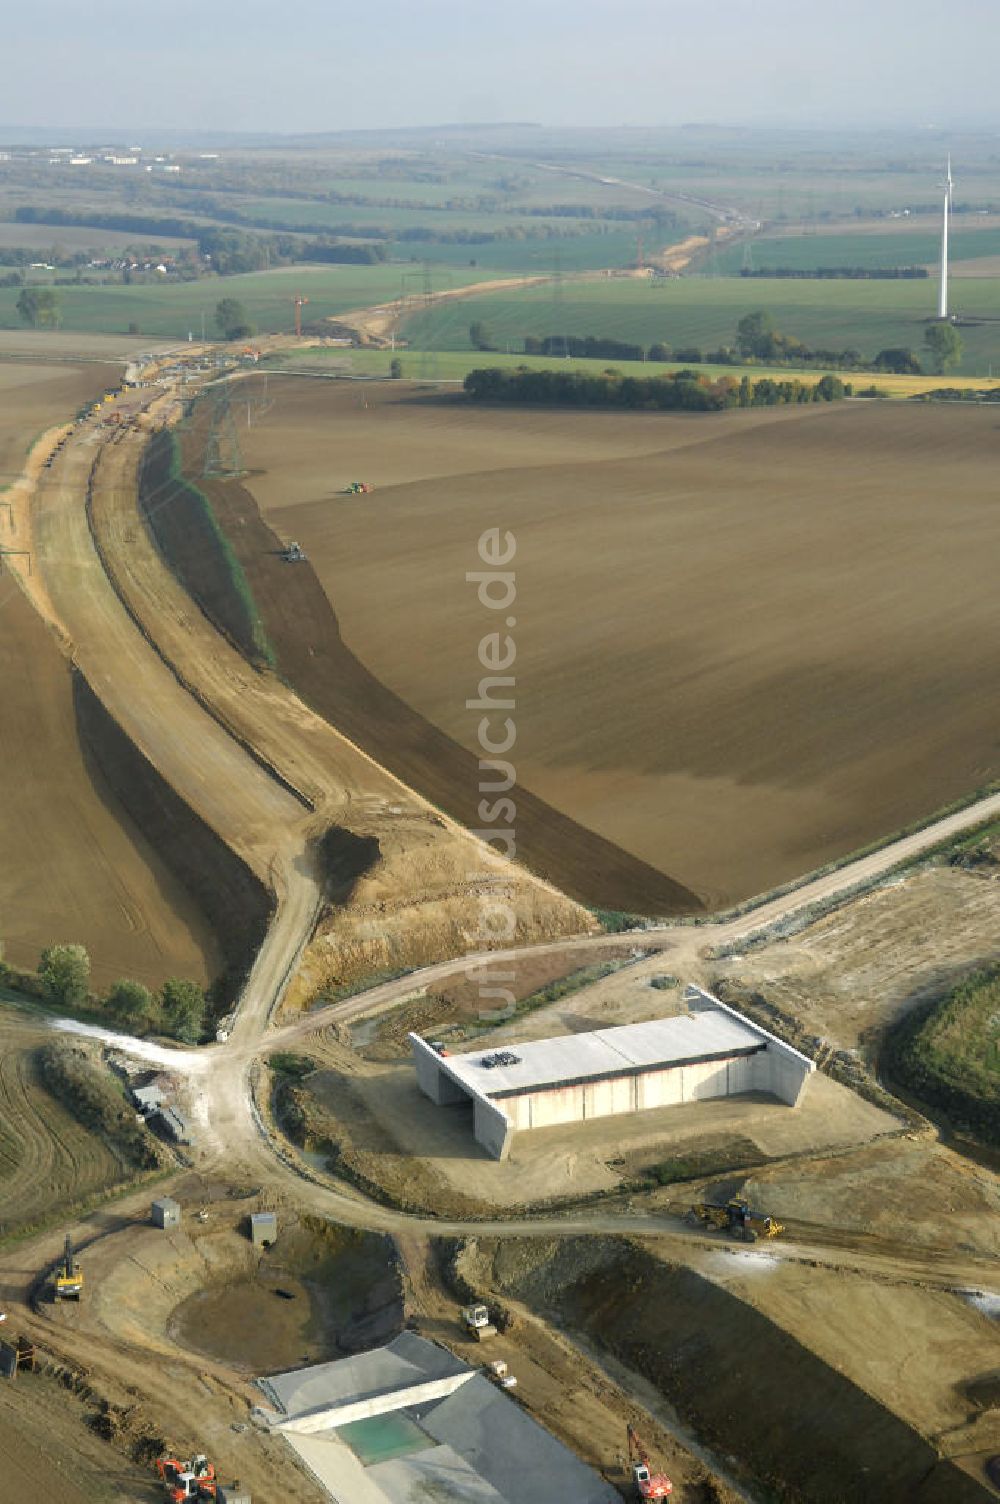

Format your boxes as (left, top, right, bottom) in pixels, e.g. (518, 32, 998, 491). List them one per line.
(689, 1197, 784, 1243)
(293, 293, 309, 337)
(54, 1234, 83, 1301)
(627, 1424, 672, 1498)
(156, 1453, 217, 1501)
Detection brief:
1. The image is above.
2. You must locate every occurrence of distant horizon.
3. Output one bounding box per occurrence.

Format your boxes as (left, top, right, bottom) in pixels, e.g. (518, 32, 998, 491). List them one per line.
(0, 120, 989, 149)
(3, 0, 996, 138)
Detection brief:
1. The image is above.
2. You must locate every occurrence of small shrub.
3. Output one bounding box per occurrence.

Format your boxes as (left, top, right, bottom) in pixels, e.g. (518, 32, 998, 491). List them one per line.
(268, 1052, 314, 1079)
(38, 944, 90, 1009)
(160, 978, 206, 1043)
(106, 978, 153, 1024)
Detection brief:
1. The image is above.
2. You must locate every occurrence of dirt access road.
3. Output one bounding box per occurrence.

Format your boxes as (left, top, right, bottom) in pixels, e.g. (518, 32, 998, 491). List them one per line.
(4, 361, 999, 1501)
(12, 358, 1000, 1270)
(19, 368, 1000, 1288)
(330, 272, 552, 347)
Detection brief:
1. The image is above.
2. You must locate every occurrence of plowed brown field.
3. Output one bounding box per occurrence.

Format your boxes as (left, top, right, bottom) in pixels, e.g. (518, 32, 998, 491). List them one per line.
(0, 1011, 134, 1231)
(239, 381, 1000, 908)
(0, 359, 218, 987)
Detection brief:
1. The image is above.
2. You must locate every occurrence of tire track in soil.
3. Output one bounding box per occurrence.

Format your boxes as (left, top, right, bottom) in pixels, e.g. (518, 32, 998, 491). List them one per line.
(0, 1044, 122, 1228)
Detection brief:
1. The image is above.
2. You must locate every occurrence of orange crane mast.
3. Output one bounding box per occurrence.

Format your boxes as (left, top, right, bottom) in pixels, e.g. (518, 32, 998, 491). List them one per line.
(627, 1424, 673, 1499)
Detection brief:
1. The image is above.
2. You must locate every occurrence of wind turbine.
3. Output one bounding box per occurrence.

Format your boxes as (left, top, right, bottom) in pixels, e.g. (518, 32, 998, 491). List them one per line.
(938, 155, 954, 320)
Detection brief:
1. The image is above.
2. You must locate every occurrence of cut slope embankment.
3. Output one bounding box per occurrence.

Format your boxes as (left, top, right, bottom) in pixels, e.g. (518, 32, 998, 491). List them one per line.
(0, 359, 221, 991)
(169, 403, 701, 916)
(88, 410, 589, 1010)
(0, 584, 220, 991)
(470, 1236, 989, 1504)
(73, 673, 274, 1011)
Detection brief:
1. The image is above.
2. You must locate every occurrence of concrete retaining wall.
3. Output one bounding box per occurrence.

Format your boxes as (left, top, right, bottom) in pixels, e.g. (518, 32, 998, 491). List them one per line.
(410, 989, 815, 1161)
(413, 1036, 469, 1105)
(687, 986, 815, 1107)
(473, 1095, 514, 1160)
(278, 1371, 473, 1435)
(411, 1033, 513, 1157)
(505, 1051, 765, 1132)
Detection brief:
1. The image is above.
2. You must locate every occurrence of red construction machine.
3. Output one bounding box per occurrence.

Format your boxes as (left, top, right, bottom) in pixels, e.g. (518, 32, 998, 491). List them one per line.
(156, 1453, 217, 1501)
(627, 1424, 673, 1499)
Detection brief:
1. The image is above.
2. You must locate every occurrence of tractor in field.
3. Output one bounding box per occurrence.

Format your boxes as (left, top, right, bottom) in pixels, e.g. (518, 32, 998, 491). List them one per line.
(279, 541, 306, 563)
(343, 480, 374, 494)
(689, 1197, 784, 1243)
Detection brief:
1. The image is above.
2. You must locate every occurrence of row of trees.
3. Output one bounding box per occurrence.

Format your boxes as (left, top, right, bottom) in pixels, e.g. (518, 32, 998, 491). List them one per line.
(468, 311, 964, 379)
(734, 310, 963, 375)
(5, 943, 208, 1043)
(463, 366, 847, 411)
(740, 266, 928, 281)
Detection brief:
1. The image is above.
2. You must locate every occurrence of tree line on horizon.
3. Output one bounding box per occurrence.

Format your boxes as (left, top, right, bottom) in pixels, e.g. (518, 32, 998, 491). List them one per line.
(463, 365, 848, 411)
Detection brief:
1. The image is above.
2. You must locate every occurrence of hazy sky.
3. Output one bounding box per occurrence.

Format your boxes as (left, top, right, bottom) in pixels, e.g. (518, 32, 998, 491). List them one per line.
(5, 0, 998, 135)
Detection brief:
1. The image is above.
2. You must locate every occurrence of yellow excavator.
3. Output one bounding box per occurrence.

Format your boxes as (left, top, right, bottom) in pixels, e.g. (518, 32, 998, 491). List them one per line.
(54, 1234, 83, 1301)
(689, 1198, 784, 1243)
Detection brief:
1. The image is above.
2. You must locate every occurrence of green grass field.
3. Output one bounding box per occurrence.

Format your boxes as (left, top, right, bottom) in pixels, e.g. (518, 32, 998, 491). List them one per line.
(885, 965, 1000, 1145)
(716, 224, 1000, 275)
(0, 263, 503, 339)
(269, 343, 998, 399)
(390, 229, 641, 272)
(401, 273, 1000, 375)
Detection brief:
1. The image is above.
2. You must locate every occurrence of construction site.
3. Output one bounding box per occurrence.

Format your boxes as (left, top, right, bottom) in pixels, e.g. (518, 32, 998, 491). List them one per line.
(0, 325, 997, 1504)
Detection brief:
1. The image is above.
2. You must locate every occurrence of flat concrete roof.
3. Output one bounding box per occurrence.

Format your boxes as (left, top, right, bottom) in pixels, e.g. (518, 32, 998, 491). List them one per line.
(261, 1332, 468, 1419)
(413, 1373, 618, 1504)
(265, 1344, 618, 1504)
(442, 1011, 764, 1099)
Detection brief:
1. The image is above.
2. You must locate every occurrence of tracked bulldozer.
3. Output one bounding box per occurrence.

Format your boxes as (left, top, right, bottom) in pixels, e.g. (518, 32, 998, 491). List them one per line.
(689, 1197, 784, 1243)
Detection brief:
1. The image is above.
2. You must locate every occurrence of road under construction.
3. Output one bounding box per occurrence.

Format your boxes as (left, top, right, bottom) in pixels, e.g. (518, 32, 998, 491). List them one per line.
(1, 351, 999, 1502)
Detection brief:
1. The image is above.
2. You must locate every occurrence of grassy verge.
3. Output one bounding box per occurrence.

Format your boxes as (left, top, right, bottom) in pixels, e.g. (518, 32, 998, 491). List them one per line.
(627, 1137, 768, 1189)
(36, 1043, 161, 1169)
(146, 429, 276, 668)
(881, 967, 1000, 1147)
